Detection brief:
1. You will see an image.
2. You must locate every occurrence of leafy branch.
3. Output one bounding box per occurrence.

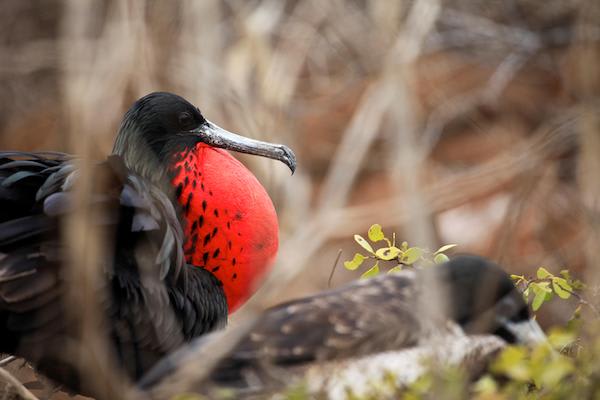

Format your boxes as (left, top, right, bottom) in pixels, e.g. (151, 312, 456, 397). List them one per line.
(343, 224, 457, 278)
(510, 267, 597, 316)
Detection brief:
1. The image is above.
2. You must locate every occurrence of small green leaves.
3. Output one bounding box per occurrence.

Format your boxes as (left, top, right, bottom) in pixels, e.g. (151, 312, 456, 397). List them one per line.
(561, 269, 585, 290)
(361, 262, 380, 279)
(431, 244, 455, 265)
(536, 354, 574, 387)
(434, 244, 457, 254)
(375, 246, 401, 260)
(492, 346, 530, 381)
(353, 234, 374, 254)
(531, 292, 546, 312)
(552, 278, 572, 299)
(367, 224, 385, 242)
(402, 247, 423, 265)
(343, 224, 457, 278)
(548, 328, 576, 349)
(492, 341, 575, 391)
(434, 253, 450, 264)
(537, 267, 551, 279)
(473, 375, 498, 395)
(511, 266, 580, 314)
(532, 289, 547, 311)
(344, 253, 367, 271)
(531, 281, 552, 311)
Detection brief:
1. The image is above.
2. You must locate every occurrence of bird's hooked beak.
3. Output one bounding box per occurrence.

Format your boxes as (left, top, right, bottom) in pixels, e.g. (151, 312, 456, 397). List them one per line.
(190, 120, 296, 174)
(504, 318, 548, 346)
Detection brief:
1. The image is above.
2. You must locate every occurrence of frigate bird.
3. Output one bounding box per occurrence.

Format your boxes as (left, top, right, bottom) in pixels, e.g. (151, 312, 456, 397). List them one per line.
(140, 255, 546, 399)
(0, 92, 295, 395)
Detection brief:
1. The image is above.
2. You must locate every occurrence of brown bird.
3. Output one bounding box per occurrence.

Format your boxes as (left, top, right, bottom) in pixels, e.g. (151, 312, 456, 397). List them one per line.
(140, 255, 546, 399)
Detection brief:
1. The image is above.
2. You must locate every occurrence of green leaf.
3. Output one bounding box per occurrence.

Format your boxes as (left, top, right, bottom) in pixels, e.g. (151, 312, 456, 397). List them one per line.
(571, 278, 585, 290)
(538, 356, 574, 387)
(368, 224, 385, 242)
(434, 253, 450, 264)
(559, 269, 571, 281)
(403, 247, 423, 264)
(354, 235, 374, 254)
(531, 281, 552, 293)
(537, 267, 552, 279)
(343, 253, 367, 271)
(552, 278, 571, 299)
(554, 277, 572, 291)
(473, 375, 498, 395)
(497, 346, 526, 367)
(375, 246, 401, 261)
(434, 244, 457, 255)
(532, 289, 547, 311)
(388, 265, 403, 274)
(492, 346, 530, 381)
(548, 328, 576, 348)
(361, 262, 380, 279)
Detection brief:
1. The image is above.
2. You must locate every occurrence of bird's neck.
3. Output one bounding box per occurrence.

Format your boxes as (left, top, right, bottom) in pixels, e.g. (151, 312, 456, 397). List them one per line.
(112, 128, 189, 193)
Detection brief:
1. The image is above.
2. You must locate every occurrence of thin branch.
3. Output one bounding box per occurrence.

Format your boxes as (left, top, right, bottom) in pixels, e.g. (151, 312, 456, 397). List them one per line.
(327, 249, 343, 288)
(0, 368, 40, 400)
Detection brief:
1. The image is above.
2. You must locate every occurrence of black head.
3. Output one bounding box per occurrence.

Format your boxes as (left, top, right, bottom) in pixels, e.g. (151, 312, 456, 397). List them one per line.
(425, 255, 544, 344)
(112, 92, 296, 182)
(114, 92, 206, 160)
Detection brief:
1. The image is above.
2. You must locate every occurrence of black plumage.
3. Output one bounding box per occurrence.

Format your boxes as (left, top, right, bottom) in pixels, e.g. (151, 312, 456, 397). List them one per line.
(0, 152, 227, 393)
(0, 92, 295, 396)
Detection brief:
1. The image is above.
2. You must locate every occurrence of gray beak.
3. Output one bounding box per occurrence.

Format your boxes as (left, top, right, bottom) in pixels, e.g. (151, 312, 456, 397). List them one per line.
(191, 120, 296, 174)
(505, 318, 548, 346)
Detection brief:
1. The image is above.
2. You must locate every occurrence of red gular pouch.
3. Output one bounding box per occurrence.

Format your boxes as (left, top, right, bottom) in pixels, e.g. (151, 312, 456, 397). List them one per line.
(172, 143, 278, 312)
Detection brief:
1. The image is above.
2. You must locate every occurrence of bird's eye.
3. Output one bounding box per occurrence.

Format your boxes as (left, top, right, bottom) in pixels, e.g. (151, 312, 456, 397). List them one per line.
(178, 112, 194, 130)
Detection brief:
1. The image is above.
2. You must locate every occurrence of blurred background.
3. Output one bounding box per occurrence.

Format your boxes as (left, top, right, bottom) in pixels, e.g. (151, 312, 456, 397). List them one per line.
(1, 0, 599, 396)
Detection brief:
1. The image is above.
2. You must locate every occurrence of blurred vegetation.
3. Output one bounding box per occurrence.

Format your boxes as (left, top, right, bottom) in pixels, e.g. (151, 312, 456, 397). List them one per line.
(339, 225, 599, 400)
(0, 0, 599, 399)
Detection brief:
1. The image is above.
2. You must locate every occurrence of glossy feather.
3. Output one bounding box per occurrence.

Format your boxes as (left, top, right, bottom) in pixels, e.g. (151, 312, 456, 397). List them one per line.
(0, 152, 227, 393)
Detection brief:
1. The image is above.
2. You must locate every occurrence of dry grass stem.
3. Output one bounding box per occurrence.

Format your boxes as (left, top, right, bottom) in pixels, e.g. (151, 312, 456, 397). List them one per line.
(0, 368, 40, 400)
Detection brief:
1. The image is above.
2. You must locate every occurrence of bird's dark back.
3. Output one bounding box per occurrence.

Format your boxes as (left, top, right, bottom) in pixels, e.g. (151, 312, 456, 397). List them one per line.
(0, 152, 227, 394)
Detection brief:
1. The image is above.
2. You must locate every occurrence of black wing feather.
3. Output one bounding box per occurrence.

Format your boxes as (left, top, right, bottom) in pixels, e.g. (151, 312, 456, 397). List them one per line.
(0, 151, 227, 393)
